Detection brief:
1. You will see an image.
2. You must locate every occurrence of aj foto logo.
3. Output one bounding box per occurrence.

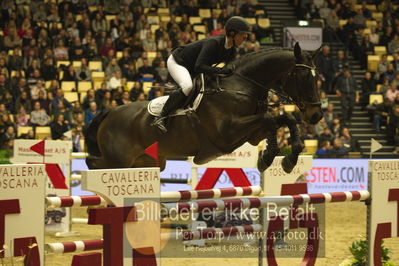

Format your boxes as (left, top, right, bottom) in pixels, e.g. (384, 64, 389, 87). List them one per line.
(133, 201, 318, 223)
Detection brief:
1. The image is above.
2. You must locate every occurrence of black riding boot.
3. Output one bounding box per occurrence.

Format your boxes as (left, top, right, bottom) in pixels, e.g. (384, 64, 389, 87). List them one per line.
(151, 89, 187, 133)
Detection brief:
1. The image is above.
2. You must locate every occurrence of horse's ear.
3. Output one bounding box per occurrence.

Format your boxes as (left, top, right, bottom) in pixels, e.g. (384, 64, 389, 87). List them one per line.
(311, 45, 323, 60)
(294, 42, 301, 60)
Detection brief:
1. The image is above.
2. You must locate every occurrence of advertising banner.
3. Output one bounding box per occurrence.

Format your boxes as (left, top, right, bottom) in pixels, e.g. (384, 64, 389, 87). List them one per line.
(13, 139, 71, 164)
(285, 27, 322, 51)
(13, 139, 72, 233)
(305, 159, 368, 193)
(72, 159, 370, 195)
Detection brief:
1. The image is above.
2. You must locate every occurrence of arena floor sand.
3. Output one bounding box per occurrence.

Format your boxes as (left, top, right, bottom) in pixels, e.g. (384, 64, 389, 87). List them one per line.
(2, 202, 398, 266)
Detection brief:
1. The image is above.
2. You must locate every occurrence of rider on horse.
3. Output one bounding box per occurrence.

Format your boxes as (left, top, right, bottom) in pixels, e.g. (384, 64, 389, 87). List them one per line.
(151, 16, 251, 133)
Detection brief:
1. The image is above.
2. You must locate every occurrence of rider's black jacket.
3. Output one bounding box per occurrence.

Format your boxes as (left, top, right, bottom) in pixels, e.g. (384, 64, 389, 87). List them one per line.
(172, 34, 236, 77)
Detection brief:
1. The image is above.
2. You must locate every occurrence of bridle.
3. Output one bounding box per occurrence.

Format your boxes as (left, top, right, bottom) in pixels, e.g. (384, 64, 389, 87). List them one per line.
(287, 63, 322, 111)
(233, 63, 321, 111)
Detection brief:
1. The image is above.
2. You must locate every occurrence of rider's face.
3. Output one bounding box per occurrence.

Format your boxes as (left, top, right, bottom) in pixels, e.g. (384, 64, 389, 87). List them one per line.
(234, 32, 248, 46)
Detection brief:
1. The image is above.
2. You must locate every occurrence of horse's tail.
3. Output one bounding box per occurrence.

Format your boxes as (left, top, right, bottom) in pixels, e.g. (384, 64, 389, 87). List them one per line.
(84, 110, 110, 158)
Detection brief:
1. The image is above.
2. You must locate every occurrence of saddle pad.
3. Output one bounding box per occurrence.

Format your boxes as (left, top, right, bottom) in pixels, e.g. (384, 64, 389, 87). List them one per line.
(147, 75, 205, 117)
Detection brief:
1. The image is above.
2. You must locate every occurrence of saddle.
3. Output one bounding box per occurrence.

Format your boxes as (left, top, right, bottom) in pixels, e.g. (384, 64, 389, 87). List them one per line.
(147, 74, 205, 117)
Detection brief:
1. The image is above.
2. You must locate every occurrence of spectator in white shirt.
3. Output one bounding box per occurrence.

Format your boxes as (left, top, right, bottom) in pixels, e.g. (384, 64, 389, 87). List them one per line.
(108, 70, 122, 90)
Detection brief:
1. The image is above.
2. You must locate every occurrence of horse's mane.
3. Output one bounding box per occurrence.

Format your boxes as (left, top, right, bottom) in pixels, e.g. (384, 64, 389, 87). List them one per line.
(231, 47, 295, 72)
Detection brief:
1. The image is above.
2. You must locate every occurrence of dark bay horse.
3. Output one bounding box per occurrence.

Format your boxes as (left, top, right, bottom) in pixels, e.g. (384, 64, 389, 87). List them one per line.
(85, 43, 323, 173)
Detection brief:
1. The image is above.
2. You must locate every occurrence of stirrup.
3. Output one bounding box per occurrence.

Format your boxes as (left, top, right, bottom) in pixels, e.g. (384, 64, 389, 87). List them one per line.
(151, 116, 168, 133)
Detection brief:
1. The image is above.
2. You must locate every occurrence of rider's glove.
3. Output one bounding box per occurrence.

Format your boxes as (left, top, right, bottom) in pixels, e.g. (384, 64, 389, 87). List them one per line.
(216, 66, 234, 76)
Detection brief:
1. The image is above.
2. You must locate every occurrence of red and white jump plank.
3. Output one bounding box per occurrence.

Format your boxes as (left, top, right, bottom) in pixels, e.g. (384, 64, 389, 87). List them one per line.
(46, 239, 103, 254)
(46, 186, 262, 208)
(163, 190, 371, 214)
(162, 224, 262, 241)
(161, 186, 262, 202)
(46, 195, 107, 208)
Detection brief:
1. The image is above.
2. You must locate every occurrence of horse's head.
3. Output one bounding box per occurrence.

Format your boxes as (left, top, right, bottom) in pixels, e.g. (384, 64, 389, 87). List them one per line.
(285, 43, 323, 124)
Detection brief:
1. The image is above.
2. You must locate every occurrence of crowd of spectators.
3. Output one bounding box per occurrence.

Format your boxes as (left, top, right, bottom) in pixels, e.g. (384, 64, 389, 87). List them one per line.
(0, 0, 268, 152)
(294, 0, 399, 154)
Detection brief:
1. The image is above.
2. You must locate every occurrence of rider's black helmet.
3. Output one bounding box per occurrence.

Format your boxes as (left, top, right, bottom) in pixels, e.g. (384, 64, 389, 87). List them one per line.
(225, 16, 251, 36)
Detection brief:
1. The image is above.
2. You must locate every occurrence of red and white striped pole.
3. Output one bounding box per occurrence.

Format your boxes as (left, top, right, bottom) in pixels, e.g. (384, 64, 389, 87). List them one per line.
(46, 186, 263, 208)
(163, 190, 371, 214)
(46, 239, 104, 254)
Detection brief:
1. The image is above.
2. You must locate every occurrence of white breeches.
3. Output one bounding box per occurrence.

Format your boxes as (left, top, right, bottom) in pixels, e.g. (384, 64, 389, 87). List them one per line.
(167, 54, 193, 96)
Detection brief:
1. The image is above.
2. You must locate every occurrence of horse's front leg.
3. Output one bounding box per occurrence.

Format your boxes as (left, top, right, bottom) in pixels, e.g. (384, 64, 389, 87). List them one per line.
(275, 113, 303, 173)
(257, 134, 280, 172)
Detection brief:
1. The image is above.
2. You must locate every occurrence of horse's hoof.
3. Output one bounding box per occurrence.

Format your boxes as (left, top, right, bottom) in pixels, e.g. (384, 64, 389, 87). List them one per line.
(282, 156, 295, 173)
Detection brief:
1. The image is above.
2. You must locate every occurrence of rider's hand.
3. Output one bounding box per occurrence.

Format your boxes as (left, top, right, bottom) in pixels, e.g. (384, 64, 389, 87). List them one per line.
(217, 66, 234, 75)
